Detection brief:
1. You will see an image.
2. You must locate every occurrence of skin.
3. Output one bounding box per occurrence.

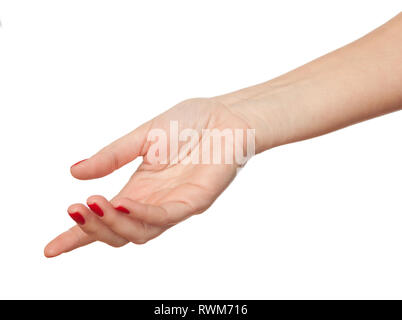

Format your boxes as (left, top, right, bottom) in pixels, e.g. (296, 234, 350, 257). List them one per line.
(45, 13, 402, 258)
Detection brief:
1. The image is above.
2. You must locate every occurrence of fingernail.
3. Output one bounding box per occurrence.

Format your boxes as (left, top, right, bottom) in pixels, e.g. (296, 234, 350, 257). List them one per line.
(88, 202, 104, 217)
(71, 159, 87, 167)
(115, 206, 130, 214)
(69, 212, 85, 225)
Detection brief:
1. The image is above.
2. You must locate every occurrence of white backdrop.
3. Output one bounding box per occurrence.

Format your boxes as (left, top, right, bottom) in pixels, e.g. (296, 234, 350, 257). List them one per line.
(0, 0, 401, 299)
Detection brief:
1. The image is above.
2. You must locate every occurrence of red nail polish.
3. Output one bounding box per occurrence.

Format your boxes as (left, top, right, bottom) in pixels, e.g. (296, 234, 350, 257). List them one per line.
(69, 212, 85, 225)
(71, 159, 87, 167)
(115, 206, 130, 214)
(88, 202, 104, 217)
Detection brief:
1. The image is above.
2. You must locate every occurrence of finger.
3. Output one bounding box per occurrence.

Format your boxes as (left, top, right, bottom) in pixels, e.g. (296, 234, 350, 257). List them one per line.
(44, 204, 129, 258)
(87, 195, 163, 244)
(111, 197, 194, 226)
(70, 122, 150, 180)
(44, 226, 95, 258)
(67, 203, 129, 248)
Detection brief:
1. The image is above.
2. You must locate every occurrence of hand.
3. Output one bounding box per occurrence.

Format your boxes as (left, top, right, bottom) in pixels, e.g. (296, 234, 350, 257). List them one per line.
(46, 13, 402, 258)
(45, 98, 251, 257)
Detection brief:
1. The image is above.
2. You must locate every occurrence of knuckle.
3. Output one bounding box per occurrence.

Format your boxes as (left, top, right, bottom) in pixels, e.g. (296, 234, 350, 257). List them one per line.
(131, 238, 148, 245)
(109, 241, 127, 248)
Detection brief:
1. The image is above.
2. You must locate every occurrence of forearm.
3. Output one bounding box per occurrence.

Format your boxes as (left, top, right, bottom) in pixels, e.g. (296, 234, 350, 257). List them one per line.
(217, 13, 402, 153)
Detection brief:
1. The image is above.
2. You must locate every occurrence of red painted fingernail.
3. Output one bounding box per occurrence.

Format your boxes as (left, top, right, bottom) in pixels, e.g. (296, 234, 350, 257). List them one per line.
(115, 206, 130, 214)
(69, 212, 85, 225)
(88, 202, 104, 217)
(71, 159, 87, 167)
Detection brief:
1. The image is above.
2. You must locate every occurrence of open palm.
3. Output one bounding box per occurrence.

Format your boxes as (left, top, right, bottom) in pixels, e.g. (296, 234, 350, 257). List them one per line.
(45, 98, 250, 257)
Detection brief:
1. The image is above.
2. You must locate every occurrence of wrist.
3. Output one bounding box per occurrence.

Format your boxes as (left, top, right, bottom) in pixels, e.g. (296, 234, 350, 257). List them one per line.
(214, 79, 299, 154)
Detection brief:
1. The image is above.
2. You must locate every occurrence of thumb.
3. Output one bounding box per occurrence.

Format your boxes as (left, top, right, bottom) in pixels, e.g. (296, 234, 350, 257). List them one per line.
(70, 122, 150, 180)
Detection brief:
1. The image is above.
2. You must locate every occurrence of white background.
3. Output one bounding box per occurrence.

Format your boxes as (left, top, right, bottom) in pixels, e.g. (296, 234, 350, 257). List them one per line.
(0, 0, 401, 299)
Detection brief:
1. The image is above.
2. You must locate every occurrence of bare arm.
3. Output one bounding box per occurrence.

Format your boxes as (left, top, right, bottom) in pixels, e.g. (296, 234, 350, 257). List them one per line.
(46, 13, 402, 257)
(218, 13, 402, 153)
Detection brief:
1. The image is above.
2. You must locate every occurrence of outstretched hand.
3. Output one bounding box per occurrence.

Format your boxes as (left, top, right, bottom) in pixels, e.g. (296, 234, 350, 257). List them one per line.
(45, 98, 251, 257)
